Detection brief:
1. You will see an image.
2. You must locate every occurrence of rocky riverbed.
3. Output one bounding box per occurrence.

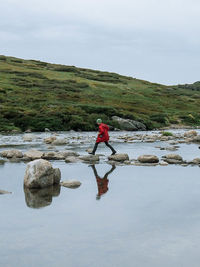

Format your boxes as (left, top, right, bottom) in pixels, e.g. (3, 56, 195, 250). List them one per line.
(1, 129, 200, 267)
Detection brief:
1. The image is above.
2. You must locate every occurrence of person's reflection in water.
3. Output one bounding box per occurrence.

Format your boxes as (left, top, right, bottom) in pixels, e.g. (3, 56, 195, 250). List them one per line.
(90, 164, 116, 200)
(24, 184, 60, 209)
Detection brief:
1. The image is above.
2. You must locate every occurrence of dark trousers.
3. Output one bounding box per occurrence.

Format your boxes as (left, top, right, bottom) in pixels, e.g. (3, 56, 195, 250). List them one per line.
(92, 141, 116, 155)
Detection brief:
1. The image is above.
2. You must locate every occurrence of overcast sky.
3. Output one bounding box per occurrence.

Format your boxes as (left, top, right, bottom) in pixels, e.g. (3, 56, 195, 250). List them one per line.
(1, 0, 200, 85)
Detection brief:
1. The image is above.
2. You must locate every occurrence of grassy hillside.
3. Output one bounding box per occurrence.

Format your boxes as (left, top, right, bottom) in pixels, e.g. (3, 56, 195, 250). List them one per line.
(0, 54, 200, 132)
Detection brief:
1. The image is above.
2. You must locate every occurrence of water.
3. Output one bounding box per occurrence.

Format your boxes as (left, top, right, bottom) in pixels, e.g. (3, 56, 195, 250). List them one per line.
(0, 131, 200, 267)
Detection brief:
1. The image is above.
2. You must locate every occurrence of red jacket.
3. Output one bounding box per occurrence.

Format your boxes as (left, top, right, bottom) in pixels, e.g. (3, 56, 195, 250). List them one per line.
(96, 123, 109, 143)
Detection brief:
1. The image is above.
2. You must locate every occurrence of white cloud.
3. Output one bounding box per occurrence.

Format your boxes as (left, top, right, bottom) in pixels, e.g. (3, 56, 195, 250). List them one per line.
(0, 0, 200, 84)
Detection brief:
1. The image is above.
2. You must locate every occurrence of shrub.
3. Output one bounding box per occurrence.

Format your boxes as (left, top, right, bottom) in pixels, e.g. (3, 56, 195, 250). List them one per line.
(0, 55, 6, 61)
(162, 131, 173, 136)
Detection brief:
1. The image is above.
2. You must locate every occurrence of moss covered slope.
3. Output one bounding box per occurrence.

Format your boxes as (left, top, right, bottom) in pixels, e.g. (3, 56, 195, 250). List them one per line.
(0, 55, 200, 132)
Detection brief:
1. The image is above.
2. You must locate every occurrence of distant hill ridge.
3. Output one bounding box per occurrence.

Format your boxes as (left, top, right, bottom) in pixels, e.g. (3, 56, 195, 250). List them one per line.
(0, 54, 200, 132)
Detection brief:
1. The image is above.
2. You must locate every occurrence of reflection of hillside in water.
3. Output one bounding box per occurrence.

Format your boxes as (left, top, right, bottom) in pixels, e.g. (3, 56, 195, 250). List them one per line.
(24, 184, 60, 209)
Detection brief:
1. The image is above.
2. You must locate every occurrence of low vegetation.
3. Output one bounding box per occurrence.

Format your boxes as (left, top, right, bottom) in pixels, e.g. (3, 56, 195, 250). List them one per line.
(0, 55, 200, 132)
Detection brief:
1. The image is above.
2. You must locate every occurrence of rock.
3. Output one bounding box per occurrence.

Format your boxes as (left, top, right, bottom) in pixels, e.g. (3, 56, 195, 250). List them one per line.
(65, 156, 79, 163)
(24, 150, 44, 160)
(25, 129, 32, 133)
(188, 158, 200, 165)
(132, 162, 159, 166)
(52, 138, 68, 146)
(138, 155, 159, 163)
(0, 189, 12, 194)
(60, 180, 81, 188)
(108, 153, 129, 162)
(164, 154, 183, 161)
(159, 161, 169, 166)
(9, 157, 21, 163)
(86, 148, 93, 153)
(112, 116, 146, 131)
(0, 149, 23, 158)
(161, 146, 178, 151)
(184, 130, 198, 138)
(24, 159, 61, 189)
(163, 159, 183, 164)
(22, 134, 36, 142)
(162, 154, 183, 164)
(160, 136, 169, 141)
(24, 185, 60, 208)
(145, 139, 156, 143)
(79, 155, 100, 162)
(42, 152, 64, 160)
(45, 128, 51, 132)
(62, 150, 80, 157)
(191, 135, 200, 143)
(44, 136, 57, 144)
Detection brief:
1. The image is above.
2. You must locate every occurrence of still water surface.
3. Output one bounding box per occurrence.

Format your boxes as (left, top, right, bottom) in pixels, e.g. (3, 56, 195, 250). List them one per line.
(1, 159, 200, 267)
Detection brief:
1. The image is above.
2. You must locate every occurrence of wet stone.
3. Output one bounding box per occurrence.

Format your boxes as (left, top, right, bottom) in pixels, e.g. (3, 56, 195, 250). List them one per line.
(138, 155, 159, 163)
(79, 155, 100, 162)
(0, 189, 12, 194)
(60, 180, 81, 188)
(108, 154, 129, 162)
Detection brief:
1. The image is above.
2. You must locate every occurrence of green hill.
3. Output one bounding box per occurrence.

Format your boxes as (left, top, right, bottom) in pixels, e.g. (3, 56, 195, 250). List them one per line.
(0, 54, 200, 132)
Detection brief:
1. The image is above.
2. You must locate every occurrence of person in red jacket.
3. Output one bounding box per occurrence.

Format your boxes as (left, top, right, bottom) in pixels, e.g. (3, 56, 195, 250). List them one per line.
(89, 118, 116, 155)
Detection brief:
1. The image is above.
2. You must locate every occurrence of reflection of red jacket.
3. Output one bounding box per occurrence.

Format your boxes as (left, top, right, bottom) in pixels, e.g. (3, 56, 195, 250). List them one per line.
(96, 177, 109, 196)
(96, 123, 109, 143)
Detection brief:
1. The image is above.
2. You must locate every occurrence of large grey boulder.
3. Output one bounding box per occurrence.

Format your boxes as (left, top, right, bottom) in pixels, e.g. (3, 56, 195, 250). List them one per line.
(24, 159, 61, 189)
(60, 180, 81, 188)
(108, 153, 129, 162)
(0, 150, 23, 158)
(138, 155, 159, 163)
(24, 150, 44, 160)
(112, 116, 146, 131)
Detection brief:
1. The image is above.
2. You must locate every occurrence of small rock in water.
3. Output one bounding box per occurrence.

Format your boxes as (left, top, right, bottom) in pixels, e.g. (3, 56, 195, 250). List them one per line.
(52, 138, 68, 146)
(23, 134, 36, 142)
(108, 154, 129, 162)
(86, 148, 93, 153)
(138, 155, 159, 163)
(184, 130, 197, 138)
(159, 161, 169, 166)
(24, 150, 44, 160)
(164, 154, 183, 161)
(0, 150, 23, 158)
(0, 189, 12, 194)
(60, 180, 81, 188)
(44, 136, 57, 144)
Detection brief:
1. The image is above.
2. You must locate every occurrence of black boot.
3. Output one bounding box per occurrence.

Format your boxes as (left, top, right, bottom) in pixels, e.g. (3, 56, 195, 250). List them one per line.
(89, 143, 99, 155)
(105, 142, 116, 155)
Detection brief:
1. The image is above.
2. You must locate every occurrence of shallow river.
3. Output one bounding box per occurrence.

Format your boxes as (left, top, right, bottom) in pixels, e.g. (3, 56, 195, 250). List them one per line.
(0, 130, 200, 267)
